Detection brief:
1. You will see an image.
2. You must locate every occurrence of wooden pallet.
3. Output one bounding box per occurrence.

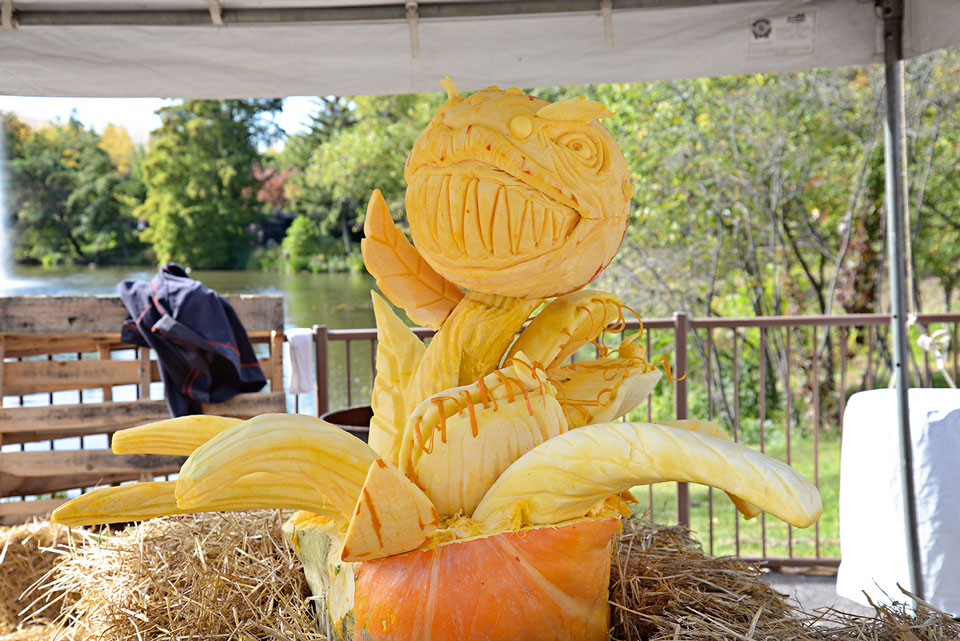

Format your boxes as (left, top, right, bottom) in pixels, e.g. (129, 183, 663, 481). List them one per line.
(0, 294, 286, 525)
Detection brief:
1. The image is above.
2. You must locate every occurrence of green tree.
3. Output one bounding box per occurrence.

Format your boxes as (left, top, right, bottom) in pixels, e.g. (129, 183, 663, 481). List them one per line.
(281, 214, 326, 271)
(273, 96, 355, 238)
(299, 93, 443, 253)
(6, 117, 139, 265)
(99, 123, 135, 175)
(903, 49, 960, 312)
(137, 99, 281, 269)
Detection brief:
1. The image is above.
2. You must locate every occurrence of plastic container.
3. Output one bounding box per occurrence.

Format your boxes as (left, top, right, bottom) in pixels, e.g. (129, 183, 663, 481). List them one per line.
(320, 405, 373, 442)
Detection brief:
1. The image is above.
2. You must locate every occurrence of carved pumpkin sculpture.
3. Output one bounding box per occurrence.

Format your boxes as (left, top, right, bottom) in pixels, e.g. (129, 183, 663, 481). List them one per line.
(53, 78, 821, 641)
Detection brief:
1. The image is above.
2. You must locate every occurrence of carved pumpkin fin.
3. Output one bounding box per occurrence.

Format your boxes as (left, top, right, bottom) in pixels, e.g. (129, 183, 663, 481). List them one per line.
(536, 96, 615, 122)
(439, 74, 459, 99)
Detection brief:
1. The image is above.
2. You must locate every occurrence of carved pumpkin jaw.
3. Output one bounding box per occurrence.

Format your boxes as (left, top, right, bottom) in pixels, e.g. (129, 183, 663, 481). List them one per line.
(404, 86, 633, 300)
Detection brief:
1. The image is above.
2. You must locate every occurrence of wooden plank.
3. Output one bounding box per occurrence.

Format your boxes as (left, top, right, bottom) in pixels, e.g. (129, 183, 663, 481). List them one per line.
(0, 498, 71, 526)
(4, 356, 272, 395)
(4, 333, 124, 358)
(2, 450, 186, 479)
(3, 359, 140, 396)
(0, 295, 283, 333)
(220, 391, 287, 415)
(1, 471, 143, 497)
(4, 330, 277, 359)
(0, 333, 5, 396)
(98, 344, 113, 401)
(1, 426, 119, 446)
(0, 392, 288, 436)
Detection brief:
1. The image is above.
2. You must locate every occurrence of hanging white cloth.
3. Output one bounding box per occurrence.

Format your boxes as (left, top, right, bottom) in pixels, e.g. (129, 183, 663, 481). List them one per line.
(285, 328, 314, 394)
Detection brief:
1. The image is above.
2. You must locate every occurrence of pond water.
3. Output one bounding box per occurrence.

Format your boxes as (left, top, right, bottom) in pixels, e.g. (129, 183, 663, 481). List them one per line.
(2, 264, 379, 330)
(1, 265, 385, 439)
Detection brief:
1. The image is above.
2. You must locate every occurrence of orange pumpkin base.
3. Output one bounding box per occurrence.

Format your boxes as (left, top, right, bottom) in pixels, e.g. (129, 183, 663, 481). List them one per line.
(352, 517, 619, 641)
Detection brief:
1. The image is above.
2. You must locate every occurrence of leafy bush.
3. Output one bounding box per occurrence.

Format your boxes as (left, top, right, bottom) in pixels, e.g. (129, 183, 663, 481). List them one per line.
(281, 215, 326, 271)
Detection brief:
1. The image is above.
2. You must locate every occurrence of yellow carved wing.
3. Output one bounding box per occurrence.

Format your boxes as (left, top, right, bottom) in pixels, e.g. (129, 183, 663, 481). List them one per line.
(369, 291, 425, 465)
(361, 189, 464, 329)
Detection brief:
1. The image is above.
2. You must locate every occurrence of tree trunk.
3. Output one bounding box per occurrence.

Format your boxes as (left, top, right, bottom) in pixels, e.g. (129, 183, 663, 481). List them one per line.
(340, 207, 352, 255)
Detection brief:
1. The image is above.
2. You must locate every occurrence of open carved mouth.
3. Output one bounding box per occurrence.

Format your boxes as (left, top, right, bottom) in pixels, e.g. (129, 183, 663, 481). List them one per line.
(407, 163, 581, 262)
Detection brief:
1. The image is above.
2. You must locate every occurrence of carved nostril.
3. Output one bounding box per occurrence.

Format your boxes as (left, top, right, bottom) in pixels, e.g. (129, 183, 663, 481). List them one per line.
(509, 115, 534, 140)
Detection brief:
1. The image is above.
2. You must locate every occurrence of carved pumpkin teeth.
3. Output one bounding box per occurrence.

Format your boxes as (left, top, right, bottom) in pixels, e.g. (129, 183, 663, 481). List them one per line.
(447, 174, 471, 254)
(531, 203, 547, 247)
(418, 171, 579, 262)
(424, 174, 445, 248)
(476, 179, 498, 253)
(462, 177, 486, 258)
(506, 189, 525, 254)
(491, 185, 511, 257)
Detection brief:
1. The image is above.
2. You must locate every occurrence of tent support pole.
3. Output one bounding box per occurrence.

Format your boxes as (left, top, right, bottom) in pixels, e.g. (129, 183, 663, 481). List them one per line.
(880, 0, 924, 601)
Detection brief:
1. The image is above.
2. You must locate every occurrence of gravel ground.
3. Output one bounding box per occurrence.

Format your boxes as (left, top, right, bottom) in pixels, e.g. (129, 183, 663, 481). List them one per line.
(760, 572, 876, 617)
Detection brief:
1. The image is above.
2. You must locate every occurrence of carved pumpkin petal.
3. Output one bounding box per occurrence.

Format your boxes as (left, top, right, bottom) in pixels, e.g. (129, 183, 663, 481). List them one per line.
(111, 415, 243, 456)
(473, 422, 822, 530)
(175, 413, 376, 518)
(342, 459, 439, 562)
(369, 291, 426, 465)
(361, 189, 463, 329)
(52, 474, 341, 527)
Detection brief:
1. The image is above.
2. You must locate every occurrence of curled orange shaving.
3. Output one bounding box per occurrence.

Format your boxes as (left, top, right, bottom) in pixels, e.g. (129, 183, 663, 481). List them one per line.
(477, 376, 491, 409)
(432, 398, 450, 443)
(520, 386, 535, 417)
(596, 388, 616, 406)
(463, 390, 479, 437)
(495, 370, 516, 403)
(653, 354, 685, 382)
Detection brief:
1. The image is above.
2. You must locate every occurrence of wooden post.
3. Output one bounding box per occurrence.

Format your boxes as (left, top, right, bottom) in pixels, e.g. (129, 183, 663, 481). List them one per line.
(270, 330, 284, 393)
(314, 325, 329, 417)
(0, 335, 5, 500)
(0, 334, 5, 397)
(673, 312, 690, 528)
(97, 343, 113, 401)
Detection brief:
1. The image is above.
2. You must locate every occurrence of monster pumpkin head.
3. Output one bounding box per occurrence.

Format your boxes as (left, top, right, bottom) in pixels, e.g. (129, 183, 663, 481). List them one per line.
(403, 78, 634, 300)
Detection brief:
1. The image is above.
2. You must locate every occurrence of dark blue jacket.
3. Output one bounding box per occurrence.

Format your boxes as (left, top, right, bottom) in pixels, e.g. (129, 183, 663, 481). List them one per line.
(118, 263, 266, 417)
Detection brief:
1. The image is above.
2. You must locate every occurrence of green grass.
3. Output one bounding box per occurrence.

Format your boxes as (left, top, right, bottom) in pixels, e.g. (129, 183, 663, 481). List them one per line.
(629, 431, 841, 560)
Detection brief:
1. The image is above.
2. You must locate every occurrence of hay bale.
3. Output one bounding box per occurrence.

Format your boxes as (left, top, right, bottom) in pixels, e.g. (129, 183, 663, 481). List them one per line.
(20, 512, 959, 641)
(0, 521, 84, 635)
(42, 511, 324, 641)
(0, 625, 63, 641)
(609, 519, 960, 641)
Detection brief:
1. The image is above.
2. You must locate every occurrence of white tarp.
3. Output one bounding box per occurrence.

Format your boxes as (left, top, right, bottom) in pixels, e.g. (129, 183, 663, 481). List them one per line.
(1, 0, 959, 98)
(837, 389, 960, 615)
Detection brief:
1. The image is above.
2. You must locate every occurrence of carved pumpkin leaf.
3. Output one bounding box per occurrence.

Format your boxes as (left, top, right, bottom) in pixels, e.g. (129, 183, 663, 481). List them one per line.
(361, 189, 464, 329)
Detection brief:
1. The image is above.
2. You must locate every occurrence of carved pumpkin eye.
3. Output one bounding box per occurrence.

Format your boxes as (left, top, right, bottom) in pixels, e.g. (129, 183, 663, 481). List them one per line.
(556, 132, 604, 170)
(509, 115, 534, 139)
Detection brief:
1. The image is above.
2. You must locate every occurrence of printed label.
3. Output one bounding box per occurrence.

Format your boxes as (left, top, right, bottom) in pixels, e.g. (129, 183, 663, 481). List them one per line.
(748, 10, 818, 58)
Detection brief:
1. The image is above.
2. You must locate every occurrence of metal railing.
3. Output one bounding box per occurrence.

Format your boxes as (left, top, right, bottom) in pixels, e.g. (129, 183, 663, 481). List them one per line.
(4, 311, 957, 562)
(313, 311, 960, 568)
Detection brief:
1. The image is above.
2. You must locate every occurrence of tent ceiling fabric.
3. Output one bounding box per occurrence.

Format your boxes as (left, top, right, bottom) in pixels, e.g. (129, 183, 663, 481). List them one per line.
(0, 0, 959, 98)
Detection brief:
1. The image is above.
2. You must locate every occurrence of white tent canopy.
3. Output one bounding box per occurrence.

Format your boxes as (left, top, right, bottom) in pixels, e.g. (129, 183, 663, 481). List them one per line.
(1, 0, 959, 98)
